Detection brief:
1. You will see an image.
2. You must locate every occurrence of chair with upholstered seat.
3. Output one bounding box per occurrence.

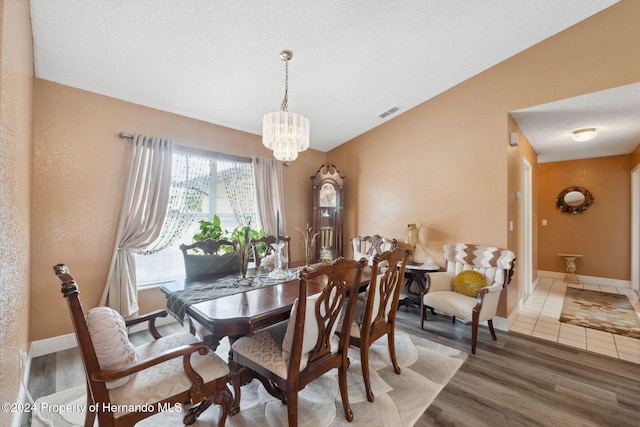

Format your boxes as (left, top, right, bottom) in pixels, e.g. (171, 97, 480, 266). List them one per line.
(230, 257, 367, 427)
(351, 235, 398, 265)
(420, 243, 516, 354)
(348, 246, 410, 402)
(54, 264, 233, 426)
(250, 234, 292, 270)
(180, 238, 239, 280)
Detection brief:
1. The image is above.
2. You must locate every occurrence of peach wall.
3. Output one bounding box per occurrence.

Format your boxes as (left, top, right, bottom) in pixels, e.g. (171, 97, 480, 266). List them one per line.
(538, 155, 631, 280)
(0, 0, 33, 422)
(328, 0, 640, 317)
(22, 0, 640, 345)
(31, 81, 326, 341)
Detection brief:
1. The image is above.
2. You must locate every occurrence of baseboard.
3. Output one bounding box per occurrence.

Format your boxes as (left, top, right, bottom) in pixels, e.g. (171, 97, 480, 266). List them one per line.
(13, 346, 33, 427)
(30, 332, 78, 358)
(492, 316, 509, 332)
(537, 270, 632, 288)
(504, 276, 540, 330)
(30, 313, 178, 358)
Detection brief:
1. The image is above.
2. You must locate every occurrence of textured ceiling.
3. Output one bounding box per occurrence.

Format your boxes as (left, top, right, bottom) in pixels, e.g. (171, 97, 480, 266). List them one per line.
(511, 83, 640, 163)
(30, 0, 619, 153)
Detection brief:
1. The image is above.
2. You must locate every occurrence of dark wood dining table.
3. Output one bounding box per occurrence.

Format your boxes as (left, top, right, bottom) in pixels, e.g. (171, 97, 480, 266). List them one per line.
(160, 264, 371, 352)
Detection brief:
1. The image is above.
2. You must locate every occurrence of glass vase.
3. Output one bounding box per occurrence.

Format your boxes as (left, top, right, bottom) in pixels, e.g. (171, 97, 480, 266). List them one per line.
(268, 242, 289, 280)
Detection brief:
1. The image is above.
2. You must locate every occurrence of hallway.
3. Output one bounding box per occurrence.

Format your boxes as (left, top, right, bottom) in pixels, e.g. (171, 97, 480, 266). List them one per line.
(511, 276, 640, 364)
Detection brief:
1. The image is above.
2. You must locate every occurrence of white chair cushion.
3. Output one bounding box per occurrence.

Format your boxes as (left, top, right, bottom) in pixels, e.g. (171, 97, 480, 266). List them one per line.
(108, 332, 229, 419)
(423, 291, 477, 321)
(232, 321, 291, 379)
(350, 272, 388, 339)
(282, 290, 341, 361)
(282, 293, 319, 360)
(85, 307, 138, 389)
(232, 320, 340, 379)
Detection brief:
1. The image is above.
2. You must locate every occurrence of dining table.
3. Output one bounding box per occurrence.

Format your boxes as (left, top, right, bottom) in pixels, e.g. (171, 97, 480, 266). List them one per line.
(160, 263, 371, 353)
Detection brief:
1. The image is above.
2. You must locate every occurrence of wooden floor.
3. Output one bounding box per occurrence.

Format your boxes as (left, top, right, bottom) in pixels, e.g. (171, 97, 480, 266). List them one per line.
(23, 306, 639, 427)
(398, 305, 640, 427)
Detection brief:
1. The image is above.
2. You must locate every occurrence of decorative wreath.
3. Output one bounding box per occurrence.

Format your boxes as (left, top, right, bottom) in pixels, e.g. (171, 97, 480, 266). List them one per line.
(556, 186, 594, 214)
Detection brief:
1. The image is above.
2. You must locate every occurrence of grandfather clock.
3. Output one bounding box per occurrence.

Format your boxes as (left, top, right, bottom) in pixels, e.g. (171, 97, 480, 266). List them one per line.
(311, 163, 344, 263)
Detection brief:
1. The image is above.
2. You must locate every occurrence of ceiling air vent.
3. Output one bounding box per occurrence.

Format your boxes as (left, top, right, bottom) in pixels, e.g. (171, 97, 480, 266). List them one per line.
(378, 105, 401, 119)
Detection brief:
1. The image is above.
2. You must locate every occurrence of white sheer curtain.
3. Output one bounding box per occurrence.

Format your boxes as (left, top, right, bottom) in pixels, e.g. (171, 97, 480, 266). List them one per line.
(252, 157, 286, 236)
(138, 150, 212, 254)
(101, 134, 173, 316)
(220, 158, 257, 227)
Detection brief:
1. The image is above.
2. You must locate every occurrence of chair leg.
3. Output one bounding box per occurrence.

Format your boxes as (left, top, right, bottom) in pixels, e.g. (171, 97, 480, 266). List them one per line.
(360, 346, 374, 402)
(84, 406, 96, 427)
(229, 363, 243, 416)
(471, 312, 479, 355)
(184, 397, 212, 425)
(488, 319, 497, 341)
(287, 389, 299, 427)
(337, 364, 354, 422)
(213, 387, 233, 427)
(387, 328, 401, 375)
(84, 383, 95, 427)
(420, 299, 425, 329)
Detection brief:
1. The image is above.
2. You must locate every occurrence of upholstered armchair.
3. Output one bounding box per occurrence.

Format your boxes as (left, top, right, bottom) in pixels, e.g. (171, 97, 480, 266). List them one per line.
(351, 235, 398, 265)
(54, 264, 233, 426)
(420, 243, 516, 354)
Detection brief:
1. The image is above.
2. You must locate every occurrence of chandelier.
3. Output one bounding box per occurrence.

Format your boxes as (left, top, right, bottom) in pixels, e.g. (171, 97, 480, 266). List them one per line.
(262, 50, 310, 162)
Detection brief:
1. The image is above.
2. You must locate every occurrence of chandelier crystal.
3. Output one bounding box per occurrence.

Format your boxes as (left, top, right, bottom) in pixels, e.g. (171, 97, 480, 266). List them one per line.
(262, 50, 310, 162)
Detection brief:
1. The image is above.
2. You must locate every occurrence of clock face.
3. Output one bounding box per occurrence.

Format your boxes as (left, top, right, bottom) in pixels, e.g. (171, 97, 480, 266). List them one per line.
(319, 183, 337, 207)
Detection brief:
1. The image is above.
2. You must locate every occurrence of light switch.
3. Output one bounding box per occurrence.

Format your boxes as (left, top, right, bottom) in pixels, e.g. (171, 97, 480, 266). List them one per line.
(509, 220, 514, 231)
(542, 219, 547, 226)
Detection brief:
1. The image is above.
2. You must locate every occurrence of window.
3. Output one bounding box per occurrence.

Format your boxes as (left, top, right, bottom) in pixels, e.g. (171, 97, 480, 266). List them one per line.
(135, 149, 255, 287)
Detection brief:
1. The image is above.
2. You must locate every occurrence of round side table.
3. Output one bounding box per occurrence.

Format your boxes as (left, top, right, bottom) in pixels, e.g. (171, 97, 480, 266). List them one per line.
(398, 263, 440, 308)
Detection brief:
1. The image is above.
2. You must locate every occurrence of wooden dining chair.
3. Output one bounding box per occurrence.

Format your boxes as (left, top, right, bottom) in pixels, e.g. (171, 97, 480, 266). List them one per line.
(250, 234, 291, 268)
(179, 238, 239, 280)
(351, 234, 398, 265)
(347, 247, 410, 402)
(229, 257, 367, 427)
(54, 264, 233, 426)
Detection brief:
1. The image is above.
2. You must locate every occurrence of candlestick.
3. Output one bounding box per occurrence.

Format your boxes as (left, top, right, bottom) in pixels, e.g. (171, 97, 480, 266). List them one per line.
(276, 210, 280, 245)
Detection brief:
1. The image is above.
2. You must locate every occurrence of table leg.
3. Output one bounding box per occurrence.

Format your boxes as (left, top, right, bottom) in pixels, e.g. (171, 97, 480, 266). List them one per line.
(400, 270, 426, 307)
(562, 256, 580, 283)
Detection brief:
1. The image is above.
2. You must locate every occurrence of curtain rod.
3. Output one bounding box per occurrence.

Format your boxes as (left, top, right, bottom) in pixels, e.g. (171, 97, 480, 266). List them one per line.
(118, 131, 257, 164)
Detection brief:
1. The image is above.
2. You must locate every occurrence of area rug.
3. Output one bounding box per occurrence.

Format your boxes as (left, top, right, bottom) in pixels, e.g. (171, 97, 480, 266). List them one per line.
(32, 330, 466, 427)
(559, 288, 640, 339)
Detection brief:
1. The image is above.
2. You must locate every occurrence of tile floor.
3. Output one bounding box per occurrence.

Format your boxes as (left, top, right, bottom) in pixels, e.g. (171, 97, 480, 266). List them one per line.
(511, 276, 640, 364)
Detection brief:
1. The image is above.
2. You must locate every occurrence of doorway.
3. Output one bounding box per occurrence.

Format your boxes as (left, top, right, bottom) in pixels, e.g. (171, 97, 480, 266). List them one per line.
(632, 164, 639, 291)
(521, 158, 533, 299)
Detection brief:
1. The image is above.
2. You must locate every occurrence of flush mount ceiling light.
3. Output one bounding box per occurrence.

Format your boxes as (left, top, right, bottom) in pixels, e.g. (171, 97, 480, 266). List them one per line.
(262, 50, 310, 162)
(571, 127, 597, 142)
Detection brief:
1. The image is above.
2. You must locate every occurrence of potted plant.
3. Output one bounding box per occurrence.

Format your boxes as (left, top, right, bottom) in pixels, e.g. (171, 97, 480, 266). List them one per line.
(193, 214, 227, 243)
(189, 215, 268, 283)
